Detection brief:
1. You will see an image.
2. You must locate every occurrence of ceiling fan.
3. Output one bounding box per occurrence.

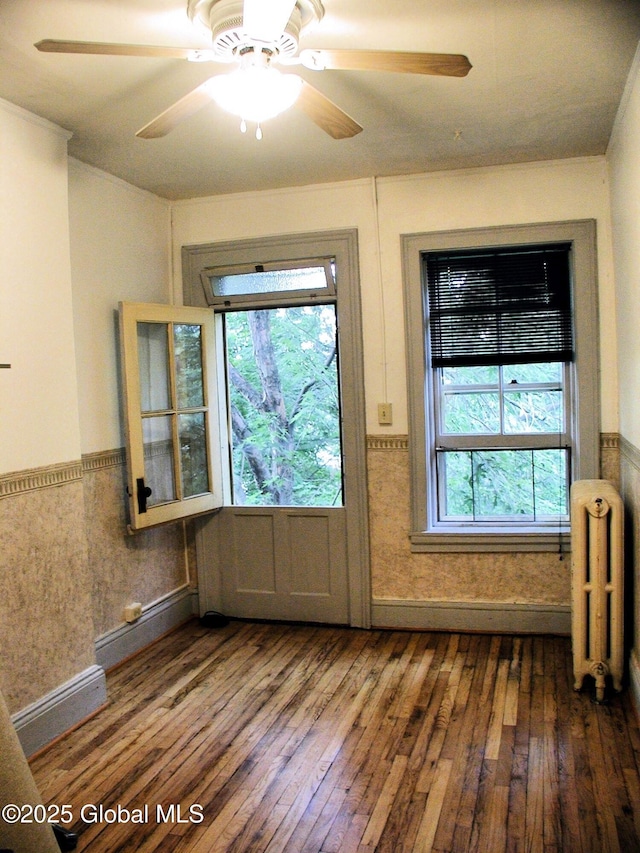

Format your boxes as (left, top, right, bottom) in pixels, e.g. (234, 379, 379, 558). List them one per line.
(35, 0, 472, 140)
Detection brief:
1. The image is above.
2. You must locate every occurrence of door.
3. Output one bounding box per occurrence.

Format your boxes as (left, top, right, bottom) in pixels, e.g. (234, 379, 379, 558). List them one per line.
(215, 299, 348, 623)
(183, 230, 370, 627)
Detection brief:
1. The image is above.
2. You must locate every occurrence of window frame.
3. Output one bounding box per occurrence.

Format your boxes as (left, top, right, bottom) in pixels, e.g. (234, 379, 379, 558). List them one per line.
(205, 285, 343, 509)
(402, 220, 599, 553)
(118, 301, 225, 531)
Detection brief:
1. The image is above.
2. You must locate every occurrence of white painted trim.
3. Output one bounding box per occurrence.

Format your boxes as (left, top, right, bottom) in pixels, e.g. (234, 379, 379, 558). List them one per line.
(12, 666, 107, 757)
(372, 598, 571, 635)
(95, 586, 198, 671)
(0, 96, 73, 139)
(171, 176, 372, 210)
(68, 156, 171, 206)
(376, 155, 607, 188)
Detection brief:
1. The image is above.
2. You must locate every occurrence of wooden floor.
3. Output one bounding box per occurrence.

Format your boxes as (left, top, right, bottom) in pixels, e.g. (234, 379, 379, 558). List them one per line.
(30, 619, 640, 852)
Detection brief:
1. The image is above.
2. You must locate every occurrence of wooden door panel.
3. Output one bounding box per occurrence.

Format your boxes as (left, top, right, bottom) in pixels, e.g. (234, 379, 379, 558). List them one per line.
(218, 507, 348, 623)
(231, 512, 276, 593)
(287, 513, 332, 595)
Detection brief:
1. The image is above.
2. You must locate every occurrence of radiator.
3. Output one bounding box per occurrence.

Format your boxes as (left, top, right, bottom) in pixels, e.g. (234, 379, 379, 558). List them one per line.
(570, 479, 624, 702)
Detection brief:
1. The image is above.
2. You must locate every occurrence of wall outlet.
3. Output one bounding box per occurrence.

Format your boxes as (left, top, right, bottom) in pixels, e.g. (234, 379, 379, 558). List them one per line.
(124, 602, 142, 623)
(378, 402, 393, 425)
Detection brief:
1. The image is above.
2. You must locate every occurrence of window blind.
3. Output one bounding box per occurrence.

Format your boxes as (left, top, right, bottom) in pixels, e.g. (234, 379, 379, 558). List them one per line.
(425, 243, 574, 368)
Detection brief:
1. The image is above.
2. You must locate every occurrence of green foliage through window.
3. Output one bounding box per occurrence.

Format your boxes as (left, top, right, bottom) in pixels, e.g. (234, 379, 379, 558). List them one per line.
(437, 362, 569, 522)
(225, 305, 343, 507)
(440, 448, 568, 520)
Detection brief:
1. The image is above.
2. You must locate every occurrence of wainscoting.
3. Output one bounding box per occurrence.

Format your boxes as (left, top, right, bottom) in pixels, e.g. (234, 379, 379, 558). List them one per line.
(365, 433, 620, 634)
(1, 449, 194, 754)
(2, 433, 632, 759)
(0, 460, 97, 719)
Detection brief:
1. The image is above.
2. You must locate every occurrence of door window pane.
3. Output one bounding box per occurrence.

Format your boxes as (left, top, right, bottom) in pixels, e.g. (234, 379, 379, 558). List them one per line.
(137, 323, 170, 412)
(174, 324, 205, 409)
(120, 301, 221, 530)
(225, 305, 343, 507)
(179, 412, 209, 497)
(142, 415, 176, 505)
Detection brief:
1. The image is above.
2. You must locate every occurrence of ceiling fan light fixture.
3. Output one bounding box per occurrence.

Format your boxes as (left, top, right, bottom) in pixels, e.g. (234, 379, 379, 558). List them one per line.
(206, 59, 302, 124)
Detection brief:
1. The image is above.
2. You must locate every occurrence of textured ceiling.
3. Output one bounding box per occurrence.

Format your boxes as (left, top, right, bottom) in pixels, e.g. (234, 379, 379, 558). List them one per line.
(1, 0, 639, 199)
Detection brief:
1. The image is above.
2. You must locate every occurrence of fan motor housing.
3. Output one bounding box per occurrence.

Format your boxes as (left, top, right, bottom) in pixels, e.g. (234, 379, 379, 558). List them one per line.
(187, 0, 324, 59)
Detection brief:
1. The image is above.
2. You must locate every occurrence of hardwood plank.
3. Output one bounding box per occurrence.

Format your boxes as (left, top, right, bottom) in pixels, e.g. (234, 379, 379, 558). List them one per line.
(359, 754, 408, 847)
(412, 758, 453, 852)
(474, 784, 509, 853)
(448, 638, 500, 851)
(525, 736, 545, 853)
(485, 659, 510, 761)
(415, 652, 465, 795)
(27, 620, 640, 853)
(430, 635, 490, 852)
(553, 637, 583, 852)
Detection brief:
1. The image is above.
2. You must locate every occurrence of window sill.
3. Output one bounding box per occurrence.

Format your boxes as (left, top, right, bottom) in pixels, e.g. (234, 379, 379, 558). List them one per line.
(410, 529, 571, 554)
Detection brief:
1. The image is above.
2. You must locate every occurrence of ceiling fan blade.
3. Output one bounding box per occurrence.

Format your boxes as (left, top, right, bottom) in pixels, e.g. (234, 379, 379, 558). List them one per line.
(35, 39, 216, 62)
(300, 49, 472, 77)
(296, 80, 362, 139)
(136, 81, 215, 139)
(242, 0, 297, 43)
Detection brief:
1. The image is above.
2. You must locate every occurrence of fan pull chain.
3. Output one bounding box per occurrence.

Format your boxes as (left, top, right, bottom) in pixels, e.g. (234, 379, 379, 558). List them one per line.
(239, 119, 262, 140)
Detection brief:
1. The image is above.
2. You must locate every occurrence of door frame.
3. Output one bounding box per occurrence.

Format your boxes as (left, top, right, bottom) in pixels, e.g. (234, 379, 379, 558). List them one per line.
(181, 228, 371, 628)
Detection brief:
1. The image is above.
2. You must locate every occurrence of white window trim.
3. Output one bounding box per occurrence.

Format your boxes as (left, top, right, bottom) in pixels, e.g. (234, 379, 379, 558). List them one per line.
(402, 220, 600, 553)
(118, 301, 225, 531)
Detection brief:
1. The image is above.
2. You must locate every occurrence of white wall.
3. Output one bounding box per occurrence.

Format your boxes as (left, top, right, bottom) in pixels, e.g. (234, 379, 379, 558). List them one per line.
(0, 102, 97, 727)
(172, 157, 617, 435)
(608, 46, 640, 448)
(68, 159, 171, 455)
(607, 43, 640, 715)
(0, 100, 81, 473)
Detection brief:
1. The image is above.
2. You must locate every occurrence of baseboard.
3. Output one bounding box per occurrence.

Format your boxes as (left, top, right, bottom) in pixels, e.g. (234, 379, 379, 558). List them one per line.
(12, 665, 107, 757)
(95, 586, 198, 671)
(372, 598, 571, 634)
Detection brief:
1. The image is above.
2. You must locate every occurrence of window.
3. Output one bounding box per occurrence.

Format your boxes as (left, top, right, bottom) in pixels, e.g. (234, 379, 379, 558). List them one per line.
(119, 302, 224, 530)
(402, 221, 599, 552)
